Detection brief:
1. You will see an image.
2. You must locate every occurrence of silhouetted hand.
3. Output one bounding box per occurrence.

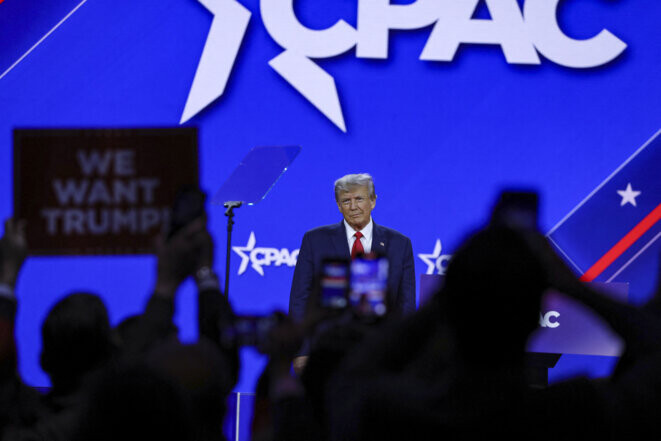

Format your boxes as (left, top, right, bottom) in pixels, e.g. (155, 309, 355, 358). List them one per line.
(0, 218, 28, 288)
(292, 275, 342, 374)
(259, 314, 310, 393)
(154, 217, 207, 298)
(292, 356, 308, 376)
(259, 313, 304, 361)
(194, 227, 214, 272)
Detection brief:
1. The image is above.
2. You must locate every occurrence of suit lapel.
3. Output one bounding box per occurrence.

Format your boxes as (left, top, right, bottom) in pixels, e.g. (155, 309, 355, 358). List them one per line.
(332, 221, 351, 259)
(372, 222, 387, 255)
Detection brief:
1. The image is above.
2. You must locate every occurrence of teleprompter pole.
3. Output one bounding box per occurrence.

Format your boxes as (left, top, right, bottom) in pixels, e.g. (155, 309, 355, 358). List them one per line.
(223, 201, 242, 297)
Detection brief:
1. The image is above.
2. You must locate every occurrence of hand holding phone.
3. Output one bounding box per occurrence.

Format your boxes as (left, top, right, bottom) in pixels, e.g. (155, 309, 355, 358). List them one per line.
(492, 190, 539, 230)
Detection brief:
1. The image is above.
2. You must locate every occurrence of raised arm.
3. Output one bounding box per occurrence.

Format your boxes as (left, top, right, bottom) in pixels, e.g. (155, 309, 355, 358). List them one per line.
(0, 219, 27, 374)
(121, 218, 208, 358)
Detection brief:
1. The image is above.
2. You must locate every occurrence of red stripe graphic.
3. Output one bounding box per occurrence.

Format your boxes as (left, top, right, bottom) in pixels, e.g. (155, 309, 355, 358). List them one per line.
(580, 203, 661, 282)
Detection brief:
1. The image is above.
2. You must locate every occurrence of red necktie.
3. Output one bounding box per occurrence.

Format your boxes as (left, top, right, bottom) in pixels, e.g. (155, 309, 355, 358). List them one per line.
(351, 231, 364, 259)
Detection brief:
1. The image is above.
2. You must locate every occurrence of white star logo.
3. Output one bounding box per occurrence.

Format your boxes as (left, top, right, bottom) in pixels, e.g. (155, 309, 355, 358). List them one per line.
(418, 239, 452, 275)
(617, 183, 641, 207)
(232, 231, 259, 275)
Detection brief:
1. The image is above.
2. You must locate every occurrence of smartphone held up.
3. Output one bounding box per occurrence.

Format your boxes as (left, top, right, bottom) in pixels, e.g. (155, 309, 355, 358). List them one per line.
(319, 253, 389, 319)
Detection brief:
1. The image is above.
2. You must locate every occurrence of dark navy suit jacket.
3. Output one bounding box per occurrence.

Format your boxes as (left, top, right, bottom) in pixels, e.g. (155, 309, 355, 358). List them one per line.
(289, 221, 416, 321)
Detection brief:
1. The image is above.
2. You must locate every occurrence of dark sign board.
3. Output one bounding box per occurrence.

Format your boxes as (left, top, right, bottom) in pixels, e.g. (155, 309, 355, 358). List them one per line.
(14, 128, 199, 255)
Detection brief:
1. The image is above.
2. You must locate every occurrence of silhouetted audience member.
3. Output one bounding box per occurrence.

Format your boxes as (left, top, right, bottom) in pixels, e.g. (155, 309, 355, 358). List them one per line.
(251, 283, 380, 441)
(74, 339, 234, 441)
(0, 214, 238, 441)
(300, 322, 373, 434)
(103, 217, 238, 441)
(324, 226, 551, 441)
(40, 293, 115, 410)
(0, 220, 44, 440)
(250, 309, 334, 441)
(145, 340, 235, 441)
(325, 224, 634, 441)
(72, 363, 194, 441)
(442, 226, 546, 363)
(5, 186, 661, 441)
(118, 218, 238, 383)
(4, 292, 118, 441)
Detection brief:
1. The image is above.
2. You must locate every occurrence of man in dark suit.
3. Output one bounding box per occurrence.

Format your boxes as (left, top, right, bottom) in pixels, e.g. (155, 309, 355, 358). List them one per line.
(289, 173, 415, 322)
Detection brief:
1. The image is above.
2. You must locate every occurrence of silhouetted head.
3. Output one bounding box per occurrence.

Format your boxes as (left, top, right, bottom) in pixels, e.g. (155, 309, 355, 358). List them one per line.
(301, 322, 371, 426)
(74, 363, 194, 441)
(145, 339, 234, 441)
(40, 292, 113, 391)
(442, 227, 546, 364)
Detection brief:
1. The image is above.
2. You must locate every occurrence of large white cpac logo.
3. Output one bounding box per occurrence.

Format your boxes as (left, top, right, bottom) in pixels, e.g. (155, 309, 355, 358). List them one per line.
(181, 0, 627, 132)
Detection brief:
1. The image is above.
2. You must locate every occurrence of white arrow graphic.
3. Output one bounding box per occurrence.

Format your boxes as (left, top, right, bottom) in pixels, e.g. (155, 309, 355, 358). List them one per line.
(269, 51, 346, 132)
(180, 0, 251, 124)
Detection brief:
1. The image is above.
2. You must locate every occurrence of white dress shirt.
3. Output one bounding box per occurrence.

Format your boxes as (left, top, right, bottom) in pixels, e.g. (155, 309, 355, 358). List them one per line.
(344, 218, 373, 255)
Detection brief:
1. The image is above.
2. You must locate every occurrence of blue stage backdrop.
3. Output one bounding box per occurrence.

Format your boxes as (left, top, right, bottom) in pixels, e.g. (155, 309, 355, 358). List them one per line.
(1, 0, 660, 391)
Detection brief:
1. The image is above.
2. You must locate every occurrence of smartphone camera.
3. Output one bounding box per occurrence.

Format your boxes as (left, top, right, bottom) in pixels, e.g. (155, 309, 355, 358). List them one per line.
(492, 190, 539, 230)
(320, 258, 350, 309)
(350, 253, 389, 318)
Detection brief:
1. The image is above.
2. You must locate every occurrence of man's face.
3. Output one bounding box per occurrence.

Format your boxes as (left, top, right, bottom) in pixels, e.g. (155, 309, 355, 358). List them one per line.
(336, 186, 376, 231)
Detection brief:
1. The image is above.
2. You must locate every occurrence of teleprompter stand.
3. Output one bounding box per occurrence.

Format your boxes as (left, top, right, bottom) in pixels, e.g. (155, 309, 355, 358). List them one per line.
(223, 201, 242, 296)
(212, 146, 301, 297)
